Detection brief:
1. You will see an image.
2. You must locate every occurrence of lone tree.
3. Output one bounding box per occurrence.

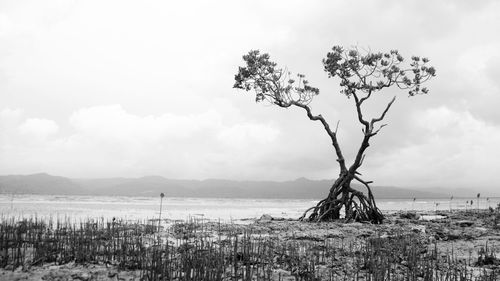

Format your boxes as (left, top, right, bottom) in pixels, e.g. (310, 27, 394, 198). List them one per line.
(234, 46, 436, 223)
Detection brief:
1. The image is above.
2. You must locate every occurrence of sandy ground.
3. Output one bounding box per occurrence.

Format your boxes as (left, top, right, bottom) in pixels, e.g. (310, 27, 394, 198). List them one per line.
(1, 209, 499, 280)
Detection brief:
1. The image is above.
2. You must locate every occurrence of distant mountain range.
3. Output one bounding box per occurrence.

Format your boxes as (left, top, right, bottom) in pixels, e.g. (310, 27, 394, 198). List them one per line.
(0, 173, 486, 199)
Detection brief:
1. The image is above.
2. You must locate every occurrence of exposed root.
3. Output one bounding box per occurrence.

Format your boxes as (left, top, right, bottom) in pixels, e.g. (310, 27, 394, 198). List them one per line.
(300, 175, 384, 224)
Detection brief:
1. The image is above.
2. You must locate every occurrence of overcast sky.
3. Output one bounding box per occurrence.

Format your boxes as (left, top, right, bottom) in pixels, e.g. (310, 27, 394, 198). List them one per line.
(1, 1, 499, 192)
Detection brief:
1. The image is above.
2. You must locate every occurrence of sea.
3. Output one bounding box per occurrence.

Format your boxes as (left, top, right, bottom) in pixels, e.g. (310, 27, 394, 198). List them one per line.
(1, 195, 498, 224)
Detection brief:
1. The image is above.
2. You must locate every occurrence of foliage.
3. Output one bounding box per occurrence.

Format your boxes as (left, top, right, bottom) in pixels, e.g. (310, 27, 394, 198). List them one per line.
(323, 46, 435, 97)
(234, 50, 319, 106)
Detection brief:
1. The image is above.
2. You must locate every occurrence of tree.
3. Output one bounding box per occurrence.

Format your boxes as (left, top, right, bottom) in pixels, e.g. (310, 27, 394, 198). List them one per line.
(233, 46, 436, 223)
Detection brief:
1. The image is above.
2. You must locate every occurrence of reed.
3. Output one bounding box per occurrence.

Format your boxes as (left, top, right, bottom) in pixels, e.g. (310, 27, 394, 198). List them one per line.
(0, 216, 498, 280)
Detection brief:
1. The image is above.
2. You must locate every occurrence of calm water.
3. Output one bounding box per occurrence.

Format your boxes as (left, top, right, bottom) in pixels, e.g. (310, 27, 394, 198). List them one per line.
(0, 195, 498, 223)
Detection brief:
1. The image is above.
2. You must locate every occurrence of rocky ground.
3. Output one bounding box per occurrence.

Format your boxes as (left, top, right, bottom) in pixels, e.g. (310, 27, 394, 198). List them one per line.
(252, 210, 500, 261)
(1, 209, 499, 280)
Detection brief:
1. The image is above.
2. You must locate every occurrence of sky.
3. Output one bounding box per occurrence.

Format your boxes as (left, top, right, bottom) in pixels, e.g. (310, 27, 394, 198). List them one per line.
(1, 1, 500, 192)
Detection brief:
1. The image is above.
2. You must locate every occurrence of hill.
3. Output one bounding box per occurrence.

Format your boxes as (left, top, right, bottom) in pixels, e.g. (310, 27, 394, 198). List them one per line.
(0, 173, 461, 199)
(0, 173, 84, 195)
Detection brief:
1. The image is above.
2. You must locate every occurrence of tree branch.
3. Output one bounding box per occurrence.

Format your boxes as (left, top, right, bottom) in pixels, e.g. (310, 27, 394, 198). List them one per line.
(359, 89, 372, 105)
(289, 101, 347, 173)
(371, 96, 396, 127)
(371, 124, 388, 136)
(352, 93, 370, 132)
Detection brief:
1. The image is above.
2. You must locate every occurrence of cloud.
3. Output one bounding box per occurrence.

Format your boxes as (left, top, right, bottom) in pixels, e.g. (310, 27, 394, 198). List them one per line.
(18, 118, 59, 139)
(1, 109, 58, 142)
(69, 104, 223, 142)
(217, 123, 279, 149)
(367, 107, 500, 190)
(0, 108, 23, 126)
(1, 0, 500, 190)
(0, 105, 282, 178)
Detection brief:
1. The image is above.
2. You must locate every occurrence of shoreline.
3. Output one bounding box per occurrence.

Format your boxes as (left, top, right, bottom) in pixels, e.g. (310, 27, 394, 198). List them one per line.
(2, 195, 500, 226)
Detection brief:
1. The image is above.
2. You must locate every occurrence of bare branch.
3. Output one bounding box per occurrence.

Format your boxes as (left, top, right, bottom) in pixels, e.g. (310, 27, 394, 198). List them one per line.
(359, 89, 372, 105)
(290, 102, 347, 173)
(371, 124, 388, 136)
(371, 96, 396, 126)
(352, 93, 370, 131)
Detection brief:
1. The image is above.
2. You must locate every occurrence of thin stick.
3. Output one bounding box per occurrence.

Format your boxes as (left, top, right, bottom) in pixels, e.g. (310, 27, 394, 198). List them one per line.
(158, 193, 165, 232)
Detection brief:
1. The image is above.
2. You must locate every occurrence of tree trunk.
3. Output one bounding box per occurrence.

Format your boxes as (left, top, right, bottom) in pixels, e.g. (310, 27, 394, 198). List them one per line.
(299, 104, 385, 224)
(291, 98, 388, 224)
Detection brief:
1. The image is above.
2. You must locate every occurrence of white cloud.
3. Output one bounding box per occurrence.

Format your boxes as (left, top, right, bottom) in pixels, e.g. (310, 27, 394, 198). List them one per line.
(0, 108, 23, 127)
(368, 107, 500, 190)
(18, 118, 59, 139)
(217, 123, 280, 148)
(415, 107, 465, 133)
(1, 0, 500, 189)
(69, 104, 223, 142)
(0, 105, 282, 178)
(456, 45, 500, 91)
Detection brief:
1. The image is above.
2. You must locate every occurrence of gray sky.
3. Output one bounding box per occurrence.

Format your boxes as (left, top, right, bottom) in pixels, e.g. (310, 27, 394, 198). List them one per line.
(1, 0, 499, 191)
